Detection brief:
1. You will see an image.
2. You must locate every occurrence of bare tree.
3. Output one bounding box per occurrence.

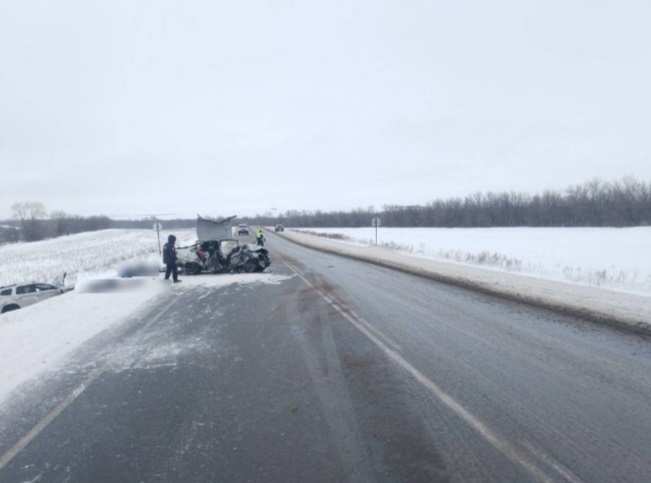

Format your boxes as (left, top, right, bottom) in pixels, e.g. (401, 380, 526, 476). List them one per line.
(247, 177, 651, 228)
(11, 201, 48, 241)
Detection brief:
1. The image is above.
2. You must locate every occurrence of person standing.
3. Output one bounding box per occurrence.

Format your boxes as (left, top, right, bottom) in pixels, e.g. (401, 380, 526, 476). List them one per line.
(163, 234, 180, 283)
(256, 228, 265, 247)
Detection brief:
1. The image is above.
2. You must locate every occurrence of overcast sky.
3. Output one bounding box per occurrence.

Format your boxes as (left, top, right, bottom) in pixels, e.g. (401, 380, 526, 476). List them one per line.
(1, 0, 650, 219)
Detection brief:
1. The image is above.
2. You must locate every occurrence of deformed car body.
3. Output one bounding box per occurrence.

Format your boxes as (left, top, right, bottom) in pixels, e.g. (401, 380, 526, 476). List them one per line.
(0, 283, 65, 313)
(177, 239, 270, 275)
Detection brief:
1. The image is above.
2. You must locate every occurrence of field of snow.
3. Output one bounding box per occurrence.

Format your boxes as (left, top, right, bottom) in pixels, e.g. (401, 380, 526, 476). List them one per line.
(297, 227, 651, 296)
(0, 229, 196, 287)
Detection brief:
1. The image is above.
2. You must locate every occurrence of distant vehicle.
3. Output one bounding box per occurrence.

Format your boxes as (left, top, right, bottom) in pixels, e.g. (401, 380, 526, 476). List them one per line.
(236, 224, 250, 236)
(0, 283, 65, 313)
(177, 239, 271, 275)
(274, 224, 285, 233)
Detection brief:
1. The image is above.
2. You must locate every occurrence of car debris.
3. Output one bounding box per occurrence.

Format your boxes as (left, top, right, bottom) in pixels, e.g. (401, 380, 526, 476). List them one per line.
(177, 239, 271, 275)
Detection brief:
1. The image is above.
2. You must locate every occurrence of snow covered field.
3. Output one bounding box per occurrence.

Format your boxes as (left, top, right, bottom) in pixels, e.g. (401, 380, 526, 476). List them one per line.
(0, 228, 195, 287)
(297, 227, 651, 296)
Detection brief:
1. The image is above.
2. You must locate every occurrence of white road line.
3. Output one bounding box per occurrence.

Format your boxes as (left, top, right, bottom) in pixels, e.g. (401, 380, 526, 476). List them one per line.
(0, 366, 104, 471)
(0, 298, 178, 472)
(284, 260, 583, 483)
(521, 441, 584, 483)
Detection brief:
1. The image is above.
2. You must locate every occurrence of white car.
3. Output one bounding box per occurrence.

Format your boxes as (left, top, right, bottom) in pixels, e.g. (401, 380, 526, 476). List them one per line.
(0, 283, 65, 313)
(235, 224, 250, 237)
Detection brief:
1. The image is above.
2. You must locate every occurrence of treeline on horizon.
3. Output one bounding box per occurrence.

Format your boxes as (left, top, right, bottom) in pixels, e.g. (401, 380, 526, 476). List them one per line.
(3, 177, 650, 243)
(249, 177, 651, 228)
(1, 203, 196, 243)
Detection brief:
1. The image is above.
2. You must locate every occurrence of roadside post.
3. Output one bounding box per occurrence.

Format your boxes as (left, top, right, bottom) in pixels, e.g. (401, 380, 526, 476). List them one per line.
(153, 221, 163, 255)
(371, 216, 381, 245)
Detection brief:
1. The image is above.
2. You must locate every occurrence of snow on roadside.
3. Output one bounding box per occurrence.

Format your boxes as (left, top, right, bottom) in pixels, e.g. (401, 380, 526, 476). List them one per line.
(0, 229, 195, 287)
(297, 227, 651, 296)
(281, 230, 651, 331)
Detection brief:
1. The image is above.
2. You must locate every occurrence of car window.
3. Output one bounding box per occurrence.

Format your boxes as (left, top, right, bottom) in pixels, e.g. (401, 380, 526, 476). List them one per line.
(0, 288, 12, 296)
(16, 285, 36, 295)
(35, 284, 56, 292)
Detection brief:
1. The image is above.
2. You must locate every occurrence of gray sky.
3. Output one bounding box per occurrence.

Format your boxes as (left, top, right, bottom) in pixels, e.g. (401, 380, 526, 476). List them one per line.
(1, 0, 650, 219)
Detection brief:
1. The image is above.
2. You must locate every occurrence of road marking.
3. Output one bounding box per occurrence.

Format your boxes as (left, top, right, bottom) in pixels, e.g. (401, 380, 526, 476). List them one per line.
(0, 298, 178, 472)
(0, 366, 104, 471)
(284, 260, 584, 483)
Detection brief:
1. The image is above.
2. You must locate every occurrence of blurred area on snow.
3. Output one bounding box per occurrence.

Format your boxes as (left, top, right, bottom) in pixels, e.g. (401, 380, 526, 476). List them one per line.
(76, 277, 167, 294)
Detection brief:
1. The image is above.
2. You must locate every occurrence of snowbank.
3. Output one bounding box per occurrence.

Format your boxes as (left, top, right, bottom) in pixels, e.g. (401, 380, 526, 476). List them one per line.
(0, 229, 195, 287)
(278, 230, 651, 334)
(299, 227, 651, 296)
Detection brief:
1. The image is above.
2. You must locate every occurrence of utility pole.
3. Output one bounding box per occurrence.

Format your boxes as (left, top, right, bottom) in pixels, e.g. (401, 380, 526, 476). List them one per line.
(153, 220, 162, 255)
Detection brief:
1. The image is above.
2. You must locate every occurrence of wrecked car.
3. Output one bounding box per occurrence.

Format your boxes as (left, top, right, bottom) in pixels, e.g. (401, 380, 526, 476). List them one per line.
(177, 239, 271, 275)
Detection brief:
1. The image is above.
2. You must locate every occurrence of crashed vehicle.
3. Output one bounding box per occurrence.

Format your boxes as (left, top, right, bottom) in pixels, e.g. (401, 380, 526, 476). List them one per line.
(177, 239, 271, 275)
(0, 282, 66, 313)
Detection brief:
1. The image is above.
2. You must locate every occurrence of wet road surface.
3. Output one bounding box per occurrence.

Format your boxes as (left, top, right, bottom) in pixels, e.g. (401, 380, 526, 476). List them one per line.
(1, 233, 651, 482)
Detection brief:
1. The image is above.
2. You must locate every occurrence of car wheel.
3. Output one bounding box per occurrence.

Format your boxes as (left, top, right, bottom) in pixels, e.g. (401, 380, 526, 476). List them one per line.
(243, 260, 258, 273)
(1, 304, 20, 313)
(184, 263, 202, 275)
(257, 255, 270, 271)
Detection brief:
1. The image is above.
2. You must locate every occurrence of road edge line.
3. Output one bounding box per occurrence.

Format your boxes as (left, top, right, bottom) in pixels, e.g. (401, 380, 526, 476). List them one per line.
(0, 297, 178, 472)
(273, 231, 651, 337)
(0, 366, 104, 471)
(283, 260, 582, 483)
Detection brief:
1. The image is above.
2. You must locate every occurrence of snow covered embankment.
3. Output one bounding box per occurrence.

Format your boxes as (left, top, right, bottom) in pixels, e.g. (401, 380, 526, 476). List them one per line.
(277, 230, 651, 334)
(298, 227, 651, 296)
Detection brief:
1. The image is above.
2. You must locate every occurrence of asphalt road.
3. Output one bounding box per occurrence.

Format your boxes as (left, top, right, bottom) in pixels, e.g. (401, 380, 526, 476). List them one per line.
(1, 233, 651, 482)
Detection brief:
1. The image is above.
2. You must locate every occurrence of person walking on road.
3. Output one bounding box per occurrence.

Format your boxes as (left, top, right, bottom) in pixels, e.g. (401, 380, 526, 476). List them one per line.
(163, 234, 181, 283)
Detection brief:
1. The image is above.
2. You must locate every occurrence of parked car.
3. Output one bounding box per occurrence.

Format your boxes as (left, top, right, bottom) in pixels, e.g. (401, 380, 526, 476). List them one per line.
(0, 283, 65, 313)
(274, 224, 285, 232)
(236, 224, 250, 236)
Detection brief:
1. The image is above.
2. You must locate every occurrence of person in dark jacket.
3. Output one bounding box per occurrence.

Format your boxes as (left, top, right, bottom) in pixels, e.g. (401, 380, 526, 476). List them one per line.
(163, 234, 180, 283)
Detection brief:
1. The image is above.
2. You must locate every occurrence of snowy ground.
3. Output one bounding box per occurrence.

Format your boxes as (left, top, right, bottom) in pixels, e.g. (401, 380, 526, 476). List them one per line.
(296, 227, 651, 296)
(0, 228, 196, 287)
